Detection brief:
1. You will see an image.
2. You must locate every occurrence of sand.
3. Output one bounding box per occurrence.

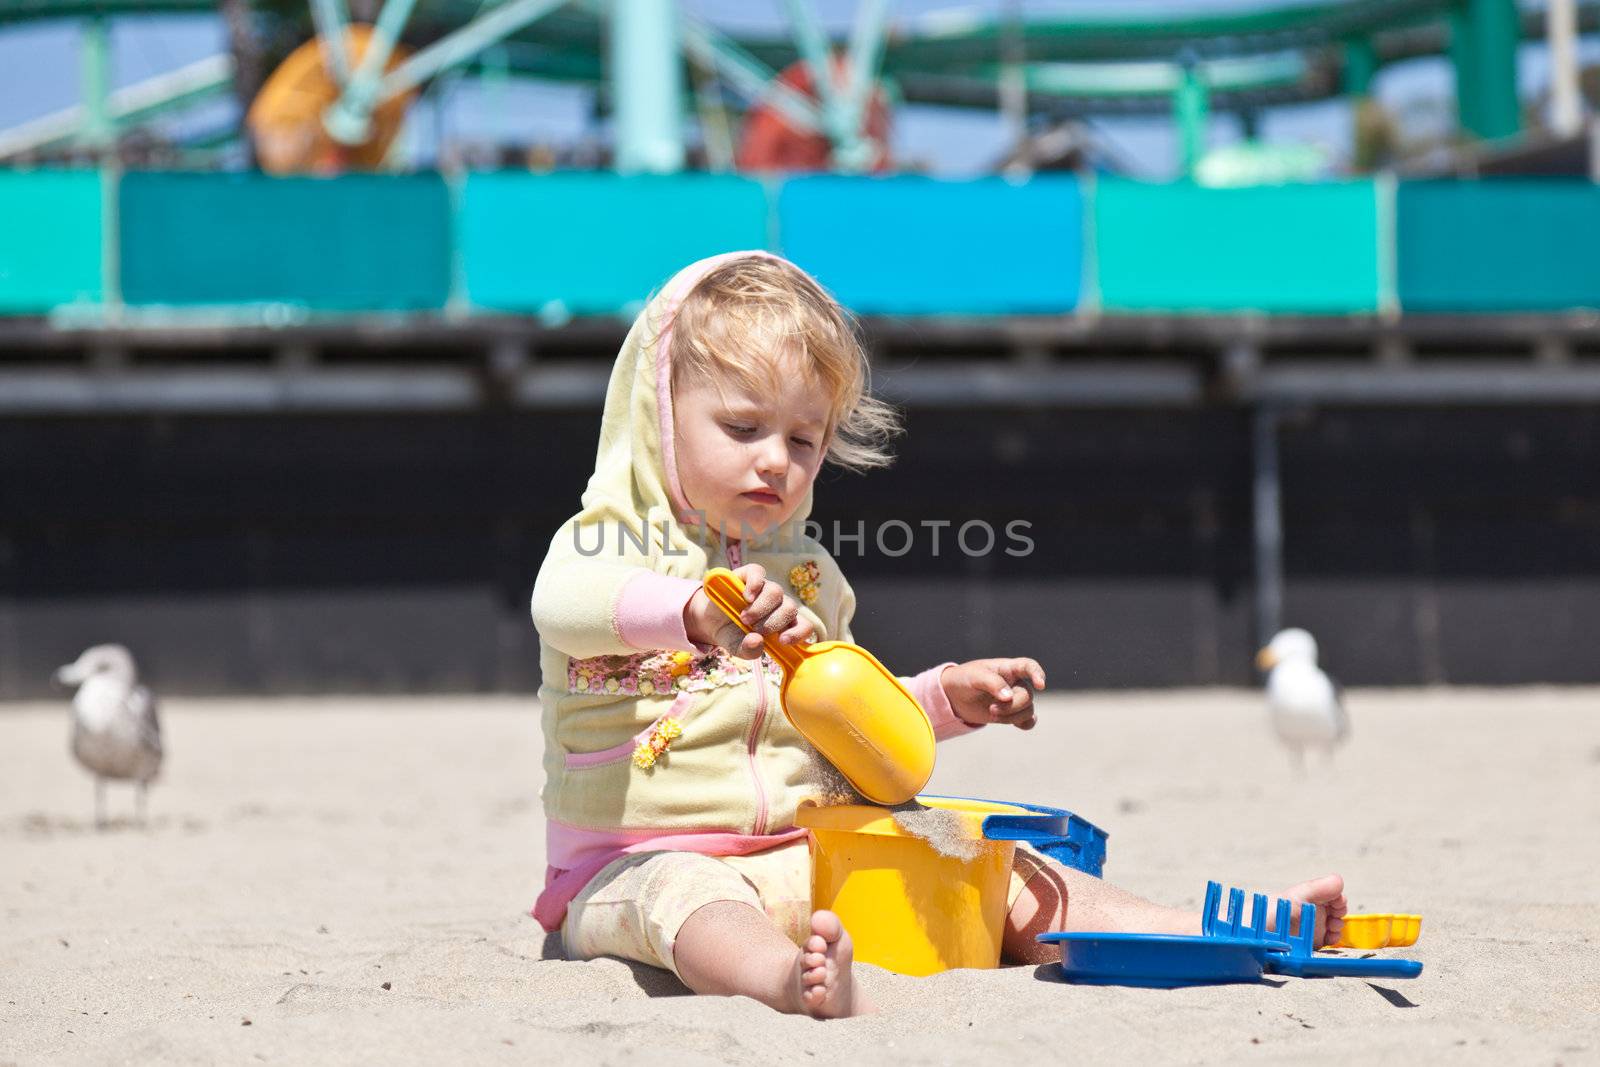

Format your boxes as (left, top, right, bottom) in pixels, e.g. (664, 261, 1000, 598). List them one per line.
(889, 802, 983, 862)
(3, 688, 1598, 1065)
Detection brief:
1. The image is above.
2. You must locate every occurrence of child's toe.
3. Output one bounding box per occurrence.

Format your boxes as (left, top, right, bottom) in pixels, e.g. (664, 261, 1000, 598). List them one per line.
(810, 910, 843, 942)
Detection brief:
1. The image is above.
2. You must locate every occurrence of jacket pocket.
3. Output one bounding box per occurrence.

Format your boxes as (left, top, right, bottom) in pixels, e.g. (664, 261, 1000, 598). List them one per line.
(563, 691, 693, 769)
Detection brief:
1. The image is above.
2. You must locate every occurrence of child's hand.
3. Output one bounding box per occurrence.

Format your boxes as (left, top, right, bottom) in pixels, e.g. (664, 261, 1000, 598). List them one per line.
(685, 564, 815, 660)
(940, 658, 1047, 730)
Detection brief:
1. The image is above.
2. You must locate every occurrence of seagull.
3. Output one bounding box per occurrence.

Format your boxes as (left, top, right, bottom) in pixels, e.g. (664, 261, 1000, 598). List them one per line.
(1255, 628, 1348, 773)
(54, 645, 163, 828)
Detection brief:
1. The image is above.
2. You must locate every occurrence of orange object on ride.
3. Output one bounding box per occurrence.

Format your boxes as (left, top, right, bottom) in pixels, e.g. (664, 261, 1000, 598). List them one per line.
(247, 25, 417, 175)
(736, 55, 891, 173)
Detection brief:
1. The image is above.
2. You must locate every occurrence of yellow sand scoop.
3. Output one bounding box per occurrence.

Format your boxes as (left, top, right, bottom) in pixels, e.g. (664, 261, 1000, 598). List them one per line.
(702, 567, 935, 805)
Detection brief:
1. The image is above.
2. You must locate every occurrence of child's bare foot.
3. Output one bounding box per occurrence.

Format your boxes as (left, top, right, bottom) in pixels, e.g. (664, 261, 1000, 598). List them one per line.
(1272, 874, 1348, 947)
(793, 910, 871, 1017)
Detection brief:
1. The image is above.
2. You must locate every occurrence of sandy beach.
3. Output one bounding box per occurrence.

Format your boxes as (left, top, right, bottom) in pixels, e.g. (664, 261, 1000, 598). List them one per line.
(3, 687, 1597, 1065)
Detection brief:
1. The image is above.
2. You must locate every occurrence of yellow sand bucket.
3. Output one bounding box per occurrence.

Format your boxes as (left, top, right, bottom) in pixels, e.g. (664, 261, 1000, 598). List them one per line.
(794, 796, 1026, 976)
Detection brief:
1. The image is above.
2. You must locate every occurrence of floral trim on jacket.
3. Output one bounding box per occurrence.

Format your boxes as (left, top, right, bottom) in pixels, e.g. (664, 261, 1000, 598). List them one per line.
(567, 646, 783, 696)
(788, 561, 821, 606)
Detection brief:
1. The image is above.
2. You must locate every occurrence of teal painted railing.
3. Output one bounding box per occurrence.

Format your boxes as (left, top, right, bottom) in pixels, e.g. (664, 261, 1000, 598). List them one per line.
(2, 168, 1597, 320)
(0, 170, 103, 312)
(1094, 179, 1382, 313)
(1397, 181, 1600, 311)
(778, 174, 1083, 315)
(460, 172, 768, 316)
(120, 172, 451, 311)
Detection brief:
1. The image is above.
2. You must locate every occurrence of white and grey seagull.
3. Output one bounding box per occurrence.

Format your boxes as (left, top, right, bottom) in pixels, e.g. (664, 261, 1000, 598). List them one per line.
(1256, 627, 1348, 773)
(54, 644, 163, 828)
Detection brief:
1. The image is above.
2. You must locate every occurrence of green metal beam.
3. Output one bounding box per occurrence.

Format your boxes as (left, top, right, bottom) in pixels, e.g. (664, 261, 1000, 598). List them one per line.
(323, 0, 418, 144)
(309, 0, 352, 86)
(998, 54, 1308, 99)
(0, 53, 234, 159)
(394, 0, 1599, 104)
(1174, 57, 1209, 177)
(401, 1, 601, 55)
(0, 0, 1571, 148)
(80, 14, 112, 151)
(0, 0, 216, 19)
(1450, 0, 1521, 140)
(1342, 36, 1377, 95)
(775, 0, 891, 171)
(836, 0, 889, 171)
(461, 41, 603, 83)
(688, 54, 734, 172)
(0, 0, 1591, 67)
(679, 14, 822, 134)
(782, 0, 846, 136)
(892, 68, 1325, 119)
(881, 0, 1453, 68)
(610, 0, 684, 173)
(378, 0, 571, 99)
(1549, 0, 1583, 136)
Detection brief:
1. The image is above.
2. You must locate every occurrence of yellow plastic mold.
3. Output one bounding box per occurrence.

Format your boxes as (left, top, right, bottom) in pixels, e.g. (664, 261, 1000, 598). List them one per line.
(1389, 915, 1424, 947)
(1335, 914, 1393, 949)
(1334, 913, 1423, 949)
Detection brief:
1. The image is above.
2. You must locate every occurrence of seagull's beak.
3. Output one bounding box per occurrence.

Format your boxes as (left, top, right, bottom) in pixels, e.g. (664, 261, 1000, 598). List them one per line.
(1255, 648, 1277, 671)
(54, 663, 84, 687)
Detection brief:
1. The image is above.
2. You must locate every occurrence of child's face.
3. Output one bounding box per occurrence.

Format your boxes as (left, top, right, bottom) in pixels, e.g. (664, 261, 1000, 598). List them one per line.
(672, 369, 830, 539)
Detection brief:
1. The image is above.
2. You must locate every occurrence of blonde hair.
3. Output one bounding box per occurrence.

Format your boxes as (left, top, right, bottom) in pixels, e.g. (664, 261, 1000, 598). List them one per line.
(665, 257, 901, 473)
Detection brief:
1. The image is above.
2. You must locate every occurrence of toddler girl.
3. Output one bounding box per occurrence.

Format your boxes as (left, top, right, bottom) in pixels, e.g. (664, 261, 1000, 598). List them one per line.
(531, 251, 1346, 1017)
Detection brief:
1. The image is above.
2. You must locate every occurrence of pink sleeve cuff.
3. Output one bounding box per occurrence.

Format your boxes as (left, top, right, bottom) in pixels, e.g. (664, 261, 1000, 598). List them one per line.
(902, 662, 979, 741)
(614, 571, 703, 652)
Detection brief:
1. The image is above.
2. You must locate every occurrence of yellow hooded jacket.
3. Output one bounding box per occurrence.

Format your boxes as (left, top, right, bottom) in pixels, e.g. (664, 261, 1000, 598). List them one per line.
(529, 251, 971, 930)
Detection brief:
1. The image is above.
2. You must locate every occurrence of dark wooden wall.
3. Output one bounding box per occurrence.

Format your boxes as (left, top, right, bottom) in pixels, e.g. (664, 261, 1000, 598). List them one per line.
(3, 405, 1597, 697)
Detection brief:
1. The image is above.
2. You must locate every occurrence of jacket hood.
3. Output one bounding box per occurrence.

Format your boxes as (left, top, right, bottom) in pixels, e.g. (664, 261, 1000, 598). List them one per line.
(575, 249, 817, 576)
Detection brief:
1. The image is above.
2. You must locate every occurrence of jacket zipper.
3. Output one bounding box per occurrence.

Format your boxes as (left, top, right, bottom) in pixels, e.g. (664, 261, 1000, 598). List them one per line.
(725, 539, 771, 836)
(748, 658, 770, 836)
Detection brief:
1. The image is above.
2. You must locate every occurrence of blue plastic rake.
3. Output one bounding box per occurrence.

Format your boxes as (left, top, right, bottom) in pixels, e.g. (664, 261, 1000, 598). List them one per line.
(1038, 880, 1423, 986)
(1202, 881, 1294, 942)
(1201, 881, 1424, 981)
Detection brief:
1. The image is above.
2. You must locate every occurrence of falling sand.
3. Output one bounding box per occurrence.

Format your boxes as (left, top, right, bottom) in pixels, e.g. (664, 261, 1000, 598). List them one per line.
(889, 801, 982, 862)
(802, 755, 864, 808)
(803, 753, 984, 862)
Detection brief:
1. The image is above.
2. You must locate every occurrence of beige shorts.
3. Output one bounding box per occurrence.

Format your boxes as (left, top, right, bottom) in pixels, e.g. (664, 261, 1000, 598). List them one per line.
(561, 838, 1052, 978)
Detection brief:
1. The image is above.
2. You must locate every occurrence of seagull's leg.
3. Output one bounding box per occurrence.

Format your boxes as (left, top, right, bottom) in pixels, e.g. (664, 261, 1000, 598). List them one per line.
(136, 781, 147, 827)
(94, 777, 106, 831)
(1289, 746, 1305, 778)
